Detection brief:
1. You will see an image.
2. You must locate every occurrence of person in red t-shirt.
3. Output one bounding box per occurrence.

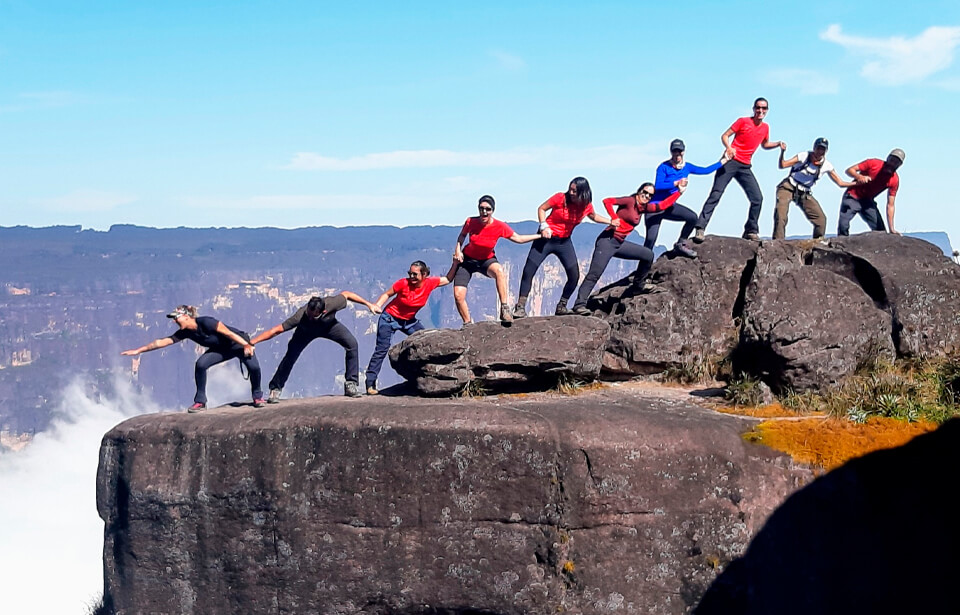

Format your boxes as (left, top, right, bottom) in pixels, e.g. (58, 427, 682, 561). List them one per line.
(572, 182, 685, 314)
(364, 259, 458, 395)
(837, 148, 905, 236)
(453, 195, 541, 324)
(512, 177, 614, 318)
(694, 97, 783, 242)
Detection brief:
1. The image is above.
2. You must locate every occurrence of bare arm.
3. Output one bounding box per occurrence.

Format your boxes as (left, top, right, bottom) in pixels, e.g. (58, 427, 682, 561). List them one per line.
(779, 149, 799, 169)
(249, 324, 285, 345)
(827, 169, 855, 189)
(537, 199, 556, 238)
(454, 229, 468, 262)
(586, 211, 614, 226)
(886, 193, 899, 235)
(721, 128, 736, 159)
(437, 260, 459, 287)
(374, 287, 398, 309)
(508, 231, 541, 244)
(215, 321, 255, 357)
(121, 336, 176, 356)
(340, 290, 381, 314)
(846, 163, 870, 184)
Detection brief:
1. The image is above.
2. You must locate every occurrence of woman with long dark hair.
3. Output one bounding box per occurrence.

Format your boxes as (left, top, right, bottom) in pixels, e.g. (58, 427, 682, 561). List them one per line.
(121, 305, 263, 412)
(512, 177, 614, 317)
(571, 182, 685, 315)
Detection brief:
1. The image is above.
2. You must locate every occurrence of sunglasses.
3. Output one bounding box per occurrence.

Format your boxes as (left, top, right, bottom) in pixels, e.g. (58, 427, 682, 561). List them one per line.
(639, 191, 655, 198)
(407, 270, 422, 276)
(754, 106, 768, 111)
(478, 207, 493, 213)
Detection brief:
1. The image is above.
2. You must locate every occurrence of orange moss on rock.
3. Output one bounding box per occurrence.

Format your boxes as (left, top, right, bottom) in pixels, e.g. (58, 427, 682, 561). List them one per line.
(744, 416, 938, 469)
(715, 402, 821, 419)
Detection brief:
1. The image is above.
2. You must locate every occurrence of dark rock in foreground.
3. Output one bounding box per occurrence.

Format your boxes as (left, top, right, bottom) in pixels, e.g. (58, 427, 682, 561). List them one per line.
(389, 316, 610, 396)
(97, 385, 811, 614)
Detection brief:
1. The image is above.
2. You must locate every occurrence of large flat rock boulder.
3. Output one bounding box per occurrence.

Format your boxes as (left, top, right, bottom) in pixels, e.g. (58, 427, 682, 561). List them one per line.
(97, 385, 811, 614)
(388, 316, 611, 396)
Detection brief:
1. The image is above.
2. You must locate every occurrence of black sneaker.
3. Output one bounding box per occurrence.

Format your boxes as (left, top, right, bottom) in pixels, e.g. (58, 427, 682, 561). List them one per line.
(673, 239, 698, 258)
(742, 232, 760, 241)
(573, 305, 592, 316)
(555, 301, 573, 316)
(344, 382, 362, 398)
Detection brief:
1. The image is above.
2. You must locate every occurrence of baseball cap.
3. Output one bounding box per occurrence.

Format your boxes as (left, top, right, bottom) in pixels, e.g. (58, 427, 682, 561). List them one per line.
(166, 305, 191, 319)
(669, 139, 685, 152)
(813, 137, 829, 150)
(889, 148, 906, 163)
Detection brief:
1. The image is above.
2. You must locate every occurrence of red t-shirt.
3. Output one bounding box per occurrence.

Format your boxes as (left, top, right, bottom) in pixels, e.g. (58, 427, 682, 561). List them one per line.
(730, 117, 770, 164)
(385, 276, 442, 320)
(460, 217, 514, 260)
(544, 192, 594, 238)
(602, 191, 681, 241)
(846, 158, 900, 201)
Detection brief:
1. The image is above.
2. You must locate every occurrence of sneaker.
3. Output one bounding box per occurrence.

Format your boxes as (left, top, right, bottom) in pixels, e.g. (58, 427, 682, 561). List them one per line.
(512, 304, 527, 319)
(366, 385, 379, 396)
(344, 382, 362, 398)
(252, 398, 266, 408)
(692, 228, 705, 243)
(742, 232, 760, 241)
(573, 305, 592, 316)
(499, 304, 513, 323)
(187, 402, 206, 413)
(267, 388, 282, 404)
(555, 301, 573, 316)
(673, 239, 698, 258)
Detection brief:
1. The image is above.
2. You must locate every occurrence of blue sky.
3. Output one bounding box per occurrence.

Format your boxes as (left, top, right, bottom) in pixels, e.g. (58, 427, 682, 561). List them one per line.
(2, 1, 959, 241)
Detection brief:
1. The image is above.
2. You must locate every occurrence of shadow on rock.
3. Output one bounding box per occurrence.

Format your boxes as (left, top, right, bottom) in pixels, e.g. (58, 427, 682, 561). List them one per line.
(695, 418, 960, 615)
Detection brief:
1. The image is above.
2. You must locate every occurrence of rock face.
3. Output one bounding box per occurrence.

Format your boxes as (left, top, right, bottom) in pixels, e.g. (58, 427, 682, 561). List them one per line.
(389, 316, 611, 396)
(589, 234, 960, 393)
(97, 385, 811, 614)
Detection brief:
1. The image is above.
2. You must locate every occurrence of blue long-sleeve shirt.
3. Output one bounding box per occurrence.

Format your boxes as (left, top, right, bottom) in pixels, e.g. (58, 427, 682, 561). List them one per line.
(653, 159, 723, 202)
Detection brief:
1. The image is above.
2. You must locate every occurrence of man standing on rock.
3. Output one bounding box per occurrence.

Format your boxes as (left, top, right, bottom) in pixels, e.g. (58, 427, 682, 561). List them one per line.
(837, 148, 905, 236)
(251, 292, 381, 401)
(772, 137, 854, 240)
(693, 97, 784, 242)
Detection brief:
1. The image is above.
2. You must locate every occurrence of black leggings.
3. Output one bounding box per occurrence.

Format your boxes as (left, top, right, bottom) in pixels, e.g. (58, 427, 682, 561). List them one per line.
(574, 229, 653, 307)
(518, 237, 580, 301)
(268, 322, 360, 390)
(194, 349, 262, 404)
(644, 203, 698, 249)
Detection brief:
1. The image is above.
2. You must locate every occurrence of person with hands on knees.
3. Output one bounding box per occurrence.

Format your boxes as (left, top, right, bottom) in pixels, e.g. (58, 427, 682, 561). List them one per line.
(773, 137, 854, 240)
(250, 291, 380, 401)
(572, 182, 686, 315)
(121, 305, 263, 412)
(837, 148, 905, 236)
(513, 177, 614, 318)
(364, 260, 458, 395)
(452, 195, 541, 324)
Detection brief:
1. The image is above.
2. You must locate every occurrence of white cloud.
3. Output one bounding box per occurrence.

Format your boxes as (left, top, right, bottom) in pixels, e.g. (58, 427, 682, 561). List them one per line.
(821, 24, 960, 86)
(286, 144, 661, 171)
(0, 378, 162, 613)
(489, 50, 526, 71)
(758, 68, 839, 95)
(40, 189, 139, 212)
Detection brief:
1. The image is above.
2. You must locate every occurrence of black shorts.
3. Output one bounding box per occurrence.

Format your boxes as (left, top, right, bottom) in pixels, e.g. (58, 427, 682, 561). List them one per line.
(454, 257, 498, 287)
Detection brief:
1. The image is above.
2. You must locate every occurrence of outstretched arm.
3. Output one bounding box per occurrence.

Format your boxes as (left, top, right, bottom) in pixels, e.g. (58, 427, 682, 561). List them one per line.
(779, 148, 799, 169)
(437, 260, 459, 287)
(341, 290, 381, 314)
(121, 336, 176, 356)
(250, 324, 285, 345)
(586, 211, 615, 226)
(642, 188, 684, 214)
(374, 286, 398, 309)
(215, 321, 255, 357)
(761, 137, 785, 151)
(508, 231, 541, 244)
(827, 169, 855, 189)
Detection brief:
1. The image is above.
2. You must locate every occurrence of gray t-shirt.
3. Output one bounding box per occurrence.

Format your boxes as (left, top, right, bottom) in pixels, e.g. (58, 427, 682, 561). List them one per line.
(281, 295, 349, 332)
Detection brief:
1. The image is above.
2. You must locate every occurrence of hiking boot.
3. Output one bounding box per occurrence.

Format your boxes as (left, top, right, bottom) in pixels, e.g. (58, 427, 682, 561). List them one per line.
(742, 232, 760, 241)
(366, 385, 379, 396)
(512, 304, 527, 319)
(267, 388, 282, 404)
(187, 402, 206, 413)
(252, 398, 267, 408)
(499, 304, 513, 323)
(573, 305, 592, 316)
(692, 228, 705, 243)
(344, 382, 362, 398)
(673, 239, 698, 258)
(555, 300, 573, 316)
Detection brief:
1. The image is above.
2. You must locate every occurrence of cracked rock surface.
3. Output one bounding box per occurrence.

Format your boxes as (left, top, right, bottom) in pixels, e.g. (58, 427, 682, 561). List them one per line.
(97, 383, 811, 614)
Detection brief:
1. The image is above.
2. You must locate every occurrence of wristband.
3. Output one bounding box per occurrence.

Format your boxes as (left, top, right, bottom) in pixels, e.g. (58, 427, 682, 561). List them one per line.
(538, 222, 549, 232)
